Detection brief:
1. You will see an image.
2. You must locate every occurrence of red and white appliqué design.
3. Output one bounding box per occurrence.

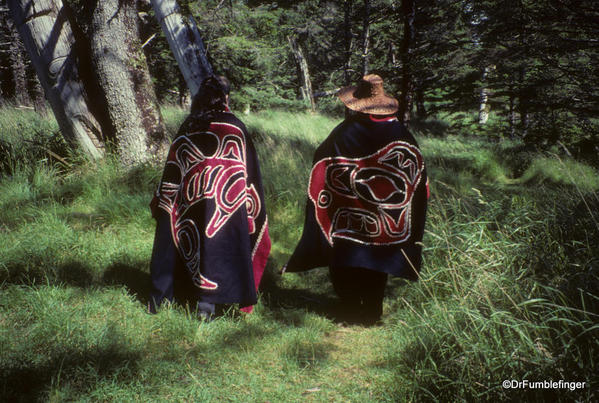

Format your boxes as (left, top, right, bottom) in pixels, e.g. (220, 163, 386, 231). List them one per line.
(157, 122, 262, 289)
(309, 141, 425, 246)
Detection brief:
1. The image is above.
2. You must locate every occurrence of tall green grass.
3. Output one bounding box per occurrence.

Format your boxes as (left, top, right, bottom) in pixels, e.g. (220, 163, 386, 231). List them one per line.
(1, 107, 597, 401)
(244, 110, 336, 262)
(0, 107, 66, 175)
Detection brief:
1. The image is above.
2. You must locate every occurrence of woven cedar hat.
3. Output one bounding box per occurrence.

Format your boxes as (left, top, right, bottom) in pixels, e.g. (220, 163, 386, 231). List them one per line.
(338, 74, 399, 115)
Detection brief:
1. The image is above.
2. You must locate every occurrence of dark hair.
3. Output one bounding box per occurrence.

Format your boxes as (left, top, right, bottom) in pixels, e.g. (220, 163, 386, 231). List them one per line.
(190, 75, 230, 115)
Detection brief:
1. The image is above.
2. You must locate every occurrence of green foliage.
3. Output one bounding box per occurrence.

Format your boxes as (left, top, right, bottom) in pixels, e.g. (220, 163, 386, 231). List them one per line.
(187, 1, 304, 110)
(1, 108, 598, 401)
(244, 110, 335, 259)
(469, 0, 599, 146)
(230, 86, 306, 112)
(159, 104, 188, 138)
(5, 0, 599, 152)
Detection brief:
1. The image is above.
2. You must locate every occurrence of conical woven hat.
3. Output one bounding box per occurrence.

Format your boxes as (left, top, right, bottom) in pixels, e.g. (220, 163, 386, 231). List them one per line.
(338, 74, 399, 115)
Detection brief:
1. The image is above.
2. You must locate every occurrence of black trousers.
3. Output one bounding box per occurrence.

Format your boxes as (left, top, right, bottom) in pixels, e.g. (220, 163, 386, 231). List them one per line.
(148, 212, 213, 315)
(329, 266, 388, 324)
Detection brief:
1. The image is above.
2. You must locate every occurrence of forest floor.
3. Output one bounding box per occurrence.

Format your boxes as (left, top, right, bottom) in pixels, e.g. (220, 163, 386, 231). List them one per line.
(1, 107, 598, 402)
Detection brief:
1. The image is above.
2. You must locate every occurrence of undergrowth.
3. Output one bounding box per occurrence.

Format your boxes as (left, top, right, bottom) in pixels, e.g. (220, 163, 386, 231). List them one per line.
(1, 107, 597, 402)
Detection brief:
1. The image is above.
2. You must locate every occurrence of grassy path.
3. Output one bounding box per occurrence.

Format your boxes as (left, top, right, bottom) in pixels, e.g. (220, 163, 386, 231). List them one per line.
(1, 108, 598, 401)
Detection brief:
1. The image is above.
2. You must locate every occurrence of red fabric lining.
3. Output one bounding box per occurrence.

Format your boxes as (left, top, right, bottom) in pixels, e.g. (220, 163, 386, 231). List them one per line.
(369, 115, 398, 122)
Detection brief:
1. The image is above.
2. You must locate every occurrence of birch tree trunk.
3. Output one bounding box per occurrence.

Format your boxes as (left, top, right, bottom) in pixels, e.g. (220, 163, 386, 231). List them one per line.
(288, 35, 315, 111)
(7, 0, 103, 158)
(89, 0, 169, 166)
(478, 86, 490, 125)
(150, 0, 212, 97)
(478, 65, 493, 125)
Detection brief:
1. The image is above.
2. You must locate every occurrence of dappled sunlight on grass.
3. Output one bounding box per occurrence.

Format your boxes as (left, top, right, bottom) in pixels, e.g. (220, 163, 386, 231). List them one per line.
(518, 155, 599, 191)
(1, 108, 598, 401)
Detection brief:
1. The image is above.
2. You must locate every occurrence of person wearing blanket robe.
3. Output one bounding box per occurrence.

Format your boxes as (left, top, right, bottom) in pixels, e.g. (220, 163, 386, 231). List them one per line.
(283, 74, 428, 325)
(149, 75, 271, 319)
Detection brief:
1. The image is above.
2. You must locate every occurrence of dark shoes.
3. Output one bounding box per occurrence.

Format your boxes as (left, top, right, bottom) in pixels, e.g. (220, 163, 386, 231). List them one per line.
(331, 299, 383, 327)
(197, 301, 216, 322)
(147, 299, 216, 323)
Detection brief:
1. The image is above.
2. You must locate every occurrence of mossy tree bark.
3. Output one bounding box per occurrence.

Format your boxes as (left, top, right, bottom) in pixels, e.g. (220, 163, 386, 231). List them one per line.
(89, 0, 169, 166)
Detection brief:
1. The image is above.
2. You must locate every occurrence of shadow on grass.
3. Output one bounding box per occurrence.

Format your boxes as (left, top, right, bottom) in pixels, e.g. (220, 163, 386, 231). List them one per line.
(0, 345, 141, 402)
(258, 261, 415, 326)
(379, 331, 596, 402)
(258, 262, 338, 322)
(192, 321, 273, 357)
(284, 337, 334, 371)
(409, 118, 450, 137)
(102, 263, 152, 306)
(0, 260, 96, 288)
(249, 124, 317, 164)
(0, 258, 152, 309)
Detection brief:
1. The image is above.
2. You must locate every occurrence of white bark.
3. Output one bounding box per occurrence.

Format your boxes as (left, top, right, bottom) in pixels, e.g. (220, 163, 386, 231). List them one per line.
(478, 87, 490, 124)
(150, 0, 212, 97)
(288, 35, 315, 111)
(478, 65, 494, 125)
(7, 0, 103, 159)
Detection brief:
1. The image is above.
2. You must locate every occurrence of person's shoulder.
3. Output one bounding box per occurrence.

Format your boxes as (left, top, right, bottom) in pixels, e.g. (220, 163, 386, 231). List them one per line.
(393, 122, 419, 146)
(212, 111, 248, 133)
(313, 117, 355, 157)
(327, 116, 362, 139)
(213, 111, 243, 125)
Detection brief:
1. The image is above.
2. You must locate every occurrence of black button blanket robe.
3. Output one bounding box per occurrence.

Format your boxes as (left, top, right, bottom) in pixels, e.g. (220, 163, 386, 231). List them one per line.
(285, 114, 428, 280)
(152, 111, 270, 311)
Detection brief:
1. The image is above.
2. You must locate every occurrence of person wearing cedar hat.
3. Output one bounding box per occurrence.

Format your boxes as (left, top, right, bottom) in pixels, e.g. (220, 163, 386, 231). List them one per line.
(148, 75, 271, 320)
(282, 74, 429, 326)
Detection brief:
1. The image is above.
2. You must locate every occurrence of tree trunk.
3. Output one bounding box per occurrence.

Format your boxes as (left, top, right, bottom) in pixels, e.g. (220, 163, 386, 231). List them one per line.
(7, 0, 103, 159)
(288, 35, 315, 111)
(343, 0, 353, 86)
(520, 107, 529, 138)
(388, 41, 397, 67)
(6, 13, 31, 107)
(478, 89, 490, 125)
(28, 66, 47, 114)
(150, 0, 212, 97)
(508, 94, 516, 139)
(361, 0, 370, 76)
(519, 67, 529, 139)
(178, 71, 189, 108)
(478, 87, 490, 125)
(399, 0, 416, 123)
(89, 0, 169, 166)
(415, 83, 427, 119)
(478, 65, 493, 125)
